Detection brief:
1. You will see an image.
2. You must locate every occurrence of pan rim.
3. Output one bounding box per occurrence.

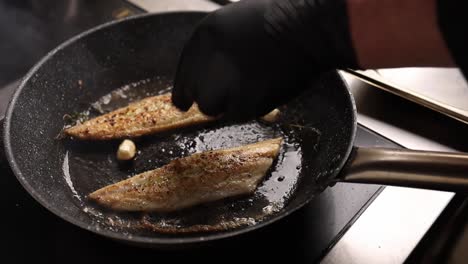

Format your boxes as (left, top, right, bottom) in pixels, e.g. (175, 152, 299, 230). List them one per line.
(3, 11, 357, 245)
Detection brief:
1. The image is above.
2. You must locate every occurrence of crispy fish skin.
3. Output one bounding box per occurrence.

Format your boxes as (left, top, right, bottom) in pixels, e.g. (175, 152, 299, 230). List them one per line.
(64, 93, 214, 140)
(88, 138, 282, 212)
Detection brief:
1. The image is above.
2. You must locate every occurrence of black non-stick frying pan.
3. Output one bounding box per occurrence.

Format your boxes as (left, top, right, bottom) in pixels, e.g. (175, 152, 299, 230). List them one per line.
(2, 11, 468, 247)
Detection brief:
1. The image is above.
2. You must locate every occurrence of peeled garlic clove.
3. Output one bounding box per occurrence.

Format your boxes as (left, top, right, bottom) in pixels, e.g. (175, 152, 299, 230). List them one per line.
(261, 108, 281, 123)
(117, 139, 136, 160)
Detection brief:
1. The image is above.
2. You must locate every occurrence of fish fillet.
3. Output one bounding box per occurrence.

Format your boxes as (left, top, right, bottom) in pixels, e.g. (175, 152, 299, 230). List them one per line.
(64, 93, 215, 140)
(88, 138, 282, 212)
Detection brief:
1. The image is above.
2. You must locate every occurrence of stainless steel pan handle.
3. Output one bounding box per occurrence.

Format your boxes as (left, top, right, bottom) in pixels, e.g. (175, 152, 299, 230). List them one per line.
(340, 147, 468, 193)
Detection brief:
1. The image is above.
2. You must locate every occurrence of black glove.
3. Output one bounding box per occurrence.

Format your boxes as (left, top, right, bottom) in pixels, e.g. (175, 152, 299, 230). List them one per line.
(172, 0, 359, 121)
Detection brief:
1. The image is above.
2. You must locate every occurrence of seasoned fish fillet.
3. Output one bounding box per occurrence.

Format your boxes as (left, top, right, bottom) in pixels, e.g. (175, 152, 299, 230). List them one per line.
(88, 138, 282, 212)
(64, 93, 215, 140)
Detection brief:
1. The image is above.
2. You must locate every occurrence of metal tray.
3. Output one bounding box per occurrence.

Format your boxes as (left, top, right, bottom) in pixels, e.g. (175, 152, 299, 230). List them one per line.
(345, 68, 468, 125)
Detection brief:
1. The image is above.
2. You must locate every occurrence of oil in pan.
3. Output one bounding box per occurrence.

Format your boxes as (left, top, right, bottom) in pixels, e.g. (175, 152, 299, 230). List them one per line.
(61, 77, 321, 235)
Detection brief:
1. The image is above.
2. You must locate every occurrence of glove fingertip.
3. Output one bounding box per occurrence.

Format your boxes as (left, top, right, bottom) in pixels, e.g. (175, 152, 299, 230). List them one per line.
(196, 100, 224, 117)
(171, 85, 193, 111)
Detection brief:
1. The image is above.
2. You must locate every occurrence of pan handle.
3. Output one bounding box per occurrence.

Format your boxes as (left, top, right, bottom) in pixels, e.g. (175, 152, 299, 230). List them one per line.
(340, 147, 468, 193)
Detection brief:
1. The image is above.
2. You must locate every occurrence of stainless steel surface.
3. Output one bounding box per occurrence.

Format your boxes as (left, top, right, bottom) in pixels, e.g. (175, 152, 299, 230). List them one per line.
(326, 72, 460, 263)
(322, 187, 453, 264)
(376, 68, 468, 110)
(346, 68, 468, 125)
(126, 1, 457, 263)
(341, 147, 468, 193)
(128, 0, 219, 12)
(342, 71, 468, 152)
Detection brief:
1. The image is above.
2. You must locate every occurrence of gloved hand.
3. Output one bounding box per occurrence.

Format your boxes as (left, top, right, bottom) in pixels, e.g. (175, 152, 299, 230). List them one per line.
(172, 0, 359, 121)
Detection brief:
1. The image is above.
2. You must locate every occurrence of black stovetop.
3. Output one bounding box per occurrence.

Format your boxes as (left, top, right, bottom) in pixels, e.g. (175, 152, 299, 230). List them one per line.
(0, 1, 401, 263)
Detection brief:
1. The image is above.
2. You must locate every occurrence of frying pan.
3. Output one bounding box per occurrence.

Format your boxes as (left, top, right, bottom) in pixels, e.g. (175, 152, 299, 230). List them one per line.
(2, 11, 468, 247)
